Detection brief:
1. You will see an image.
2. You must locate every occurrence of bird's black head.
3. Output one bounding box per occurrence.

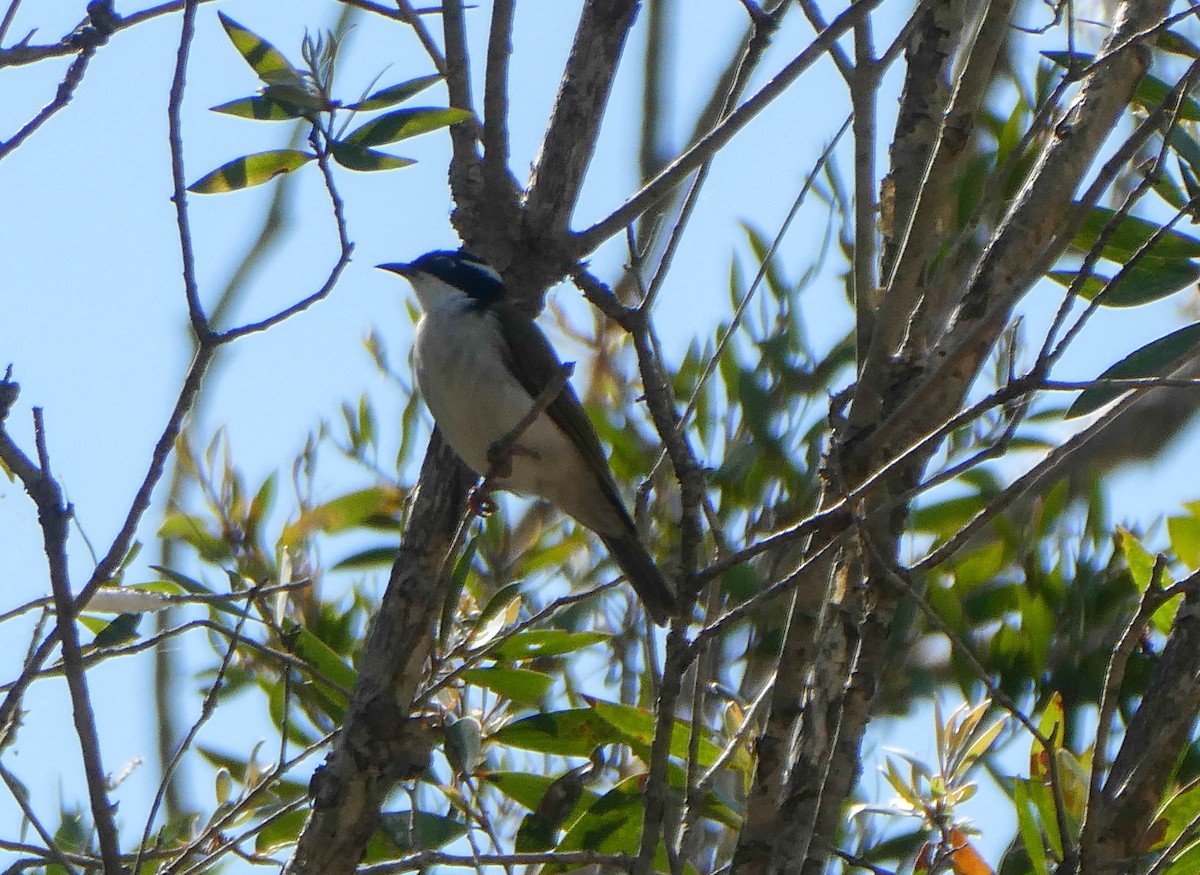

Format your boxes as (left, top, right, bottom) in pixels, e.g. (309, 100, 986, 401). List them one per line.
(398, 249, 506, 306)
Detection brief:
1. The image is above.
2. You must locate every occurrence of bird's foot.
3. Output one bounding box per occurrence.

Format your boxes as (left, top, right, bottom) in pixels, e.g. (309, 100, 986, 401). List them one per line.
(467, 483, 497, 517)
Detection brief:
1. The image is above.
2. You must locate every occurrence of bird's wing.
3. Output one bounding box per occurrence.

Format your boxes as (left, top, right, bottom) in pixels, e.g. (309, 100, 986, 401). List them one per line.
(494, 304, 633, 525)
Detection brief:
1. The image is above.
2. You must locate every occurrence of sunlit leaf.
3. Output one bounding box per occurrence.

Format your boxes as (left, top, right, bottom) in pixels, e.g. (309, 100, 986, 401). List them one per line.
(330, 142, 416, 172)
(188, 150, 314, 194)
(1069, 205, 1200, 261)
(1046, 258, 1200, 308)
(255, 807, 308, 853)
(210, 94, 306, 120)
(285, 622, 356, 709)
(483, 771, 600, 815)
(486, 630, 608, 662)
(1014, 779, 1049, 874)
(459, 666, 553, 705)
(282, 487, 406, 545)
(1168, 513, 1200, 568)
(218, 13, 305, 87)
(345, 107, 472, 147)
(555, 775, 667, 865)
(1066, 321, 1200, 419)
(378, 810, 467, 851)
(491, 709, 619, 757)
(587, 697, 736, 771)
(90, 612, 141, 647)
(345, 74, 442, 111)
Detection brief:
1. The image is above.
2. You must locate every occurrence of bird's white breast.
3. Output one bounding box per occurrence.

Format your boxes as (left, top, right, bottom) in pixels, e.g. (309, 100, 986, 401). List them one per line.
(412, 298, 615, 531)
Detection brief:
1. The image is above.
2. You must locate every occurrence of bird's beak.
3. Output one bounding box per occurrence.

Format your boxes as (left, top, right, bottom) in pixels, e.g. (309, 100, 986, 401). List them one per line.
(376, 262, 415, 277)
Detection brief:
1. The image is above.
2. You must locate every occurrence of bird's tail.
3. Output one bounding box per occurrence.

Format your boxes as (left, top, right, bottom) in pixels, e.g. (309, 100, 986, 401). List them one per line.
(600, 531, 677, 626)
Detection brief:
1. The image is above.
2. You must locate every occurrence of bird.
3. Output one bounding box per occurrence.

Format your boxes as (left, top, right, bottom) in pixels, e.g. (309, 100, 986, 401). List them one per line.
(378, 249, 677, 625)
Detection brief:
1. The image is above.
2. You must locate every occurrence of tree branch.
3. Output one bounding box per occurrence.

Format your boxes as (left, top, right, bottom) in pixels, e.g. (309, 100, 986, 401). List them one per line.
(523, 0, 639, 244)
(283, 434, 476, 875)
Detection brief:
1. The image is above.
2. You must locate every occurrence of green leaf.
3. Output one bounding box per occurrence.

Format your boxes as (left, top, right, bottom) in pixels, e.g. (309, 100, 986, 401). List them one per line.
(440, 536, 478, 644)
(555, 775, 660, 860)
(282, 487, 404, 545)
(491, 709, 619, 758)
(91, 612, 141, 647)
(487, 630, 608, 662)
(345, 74, 442, 111)
(1029, 693, 1066, 858)
(255, 807, 308, 853)
(331, 545, 397, 571)
(484, 771, 600, 816)
(1158, 30, 1200, 60)
(378, 810, 467, 852)
(459, 667, 553, 705)
(1014, 779, 1049, 875)
(285, 623, 356, 710)
(218, 13, 305, 87)
(188, 150, 314, 194)
(1046, 258, 1200, 308)
(1154, 777, 1200, 851)
(911, 494, 989, 537)
(147, 564, 209, 595)
(1168, 514, 1200, 568)
(587, 697, 734, 770)
(210, 95, 306, 120)
(330, 142, 416, 172)
(1066, 321, 1200, 419)
(1070, 205, 1200, 261)
(345, 107, 472, 147)
(1118, 527, 1157, 592)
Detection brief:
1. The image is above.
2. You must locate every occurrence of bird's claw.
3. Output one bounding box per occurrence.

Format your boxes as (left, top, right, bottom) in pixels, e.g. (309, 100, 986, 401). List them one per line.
(468, 484, 497, 517)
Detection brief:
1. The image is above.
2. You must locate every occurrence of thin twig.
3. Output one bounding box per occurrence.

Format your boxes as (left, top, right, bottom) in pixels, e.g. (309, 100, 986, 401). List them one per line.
(1080, 556, 1174, 862)
(0, 0, 217, 68)
(0, 46, 97, 160)
(0, 762, 78, 874)
(0, 0, 23, 45)
(217, 132, 353, 341)
(482, 0, 515, 199)
(19, 408, 123, 874)
(573, 0, 884, 255)
(633, 625, 688, 875)
(359, 850, 632, 873)
(165, 0, 207, 339)
(134, 591, 259, 875)
(638, 0, 785, 315)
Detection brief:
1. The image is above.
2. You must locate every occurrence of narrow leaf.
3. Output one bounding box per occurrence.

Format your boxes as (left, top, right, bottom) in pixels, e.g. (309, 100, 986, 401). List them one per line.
(210, 95, 305, 121)
(188, 150, 314, 194)
(345, 107, 472, 147)
(330, 142, 416, 172)
(486, 630, 608, 662)
(491, 709, 618, 757)
(346, 74, 442, 111)
(1066, 321, 1200, 419)
(459, 667, 553, 705)
(91, 612, 141, 647)
(378, 810, 467, 851)
(218, 13, 305, 86)
(1069, 204, 1200, 261)
(1046, 258, 1200, 308)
